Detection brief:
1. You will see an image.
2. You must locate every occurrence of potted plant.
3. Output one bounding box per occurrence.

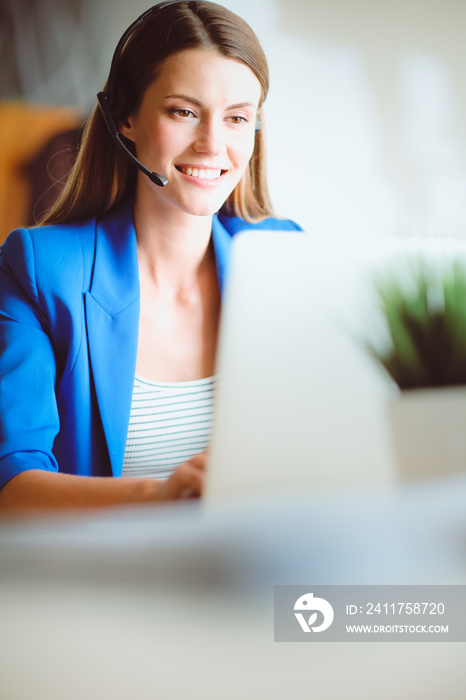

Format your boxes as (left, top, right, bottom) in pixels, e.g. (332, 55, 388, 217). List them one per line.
(366, 256, 466, 481)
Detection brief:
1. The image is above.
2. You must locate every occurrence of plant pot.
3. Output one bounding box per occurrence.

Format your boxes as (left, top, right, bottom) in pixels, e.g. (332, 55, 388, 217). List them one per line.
(388, 386, 466, 482)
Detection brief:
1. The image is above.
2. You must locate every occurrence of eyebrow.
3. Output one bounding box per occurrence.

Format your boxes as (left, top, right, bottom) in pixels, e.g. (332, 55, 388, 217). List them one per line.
(164, 94, 256, 110)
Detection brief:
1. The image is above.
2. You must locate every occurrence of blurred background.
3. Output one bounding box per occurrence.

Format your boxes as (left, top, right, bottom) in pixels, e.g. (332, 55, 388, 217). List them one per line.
(1, 0, 466, 241)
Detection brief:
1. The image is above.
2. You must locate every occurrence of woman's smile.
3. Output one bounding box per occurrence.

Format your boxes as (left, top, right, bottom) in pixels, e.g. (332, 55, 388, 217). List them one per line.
(175, 164, 228, 187)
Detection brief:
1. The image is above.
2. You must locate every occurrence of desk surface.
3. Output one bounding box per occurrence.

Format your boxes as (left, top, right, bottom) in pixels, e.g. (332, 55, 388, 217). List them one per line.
(1, 474, 466, 700)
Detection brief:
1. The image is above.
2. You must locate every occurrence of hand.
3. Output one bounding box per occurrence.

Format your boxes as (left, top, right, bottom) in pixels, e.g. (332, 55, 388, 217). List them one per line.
(153, 450, 207, 501)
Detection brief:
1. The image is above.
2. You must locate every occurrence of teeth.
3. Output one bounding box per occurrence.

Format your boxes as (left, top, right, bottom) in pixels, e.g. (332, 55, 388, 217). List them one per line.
(180, 167, 222, 179)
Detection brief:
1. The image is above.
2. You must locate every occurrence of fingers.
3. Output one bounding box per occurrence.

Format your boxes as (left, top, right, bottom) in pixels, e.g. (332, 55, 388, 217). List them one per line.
(154, 451, 207, 501)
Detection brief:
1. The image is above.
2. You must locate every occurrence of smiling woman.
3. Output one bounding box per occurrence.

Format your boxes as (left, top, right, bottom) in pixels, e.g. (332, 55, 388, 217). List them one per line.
(0, 1, 302, 511)
(41, 0, 271, 226)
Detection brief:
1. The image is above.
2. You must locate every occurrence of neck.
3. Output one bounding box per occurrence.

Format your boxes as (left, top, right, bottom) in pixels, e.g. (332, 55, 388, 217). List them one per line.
(133, 189, 215, 291)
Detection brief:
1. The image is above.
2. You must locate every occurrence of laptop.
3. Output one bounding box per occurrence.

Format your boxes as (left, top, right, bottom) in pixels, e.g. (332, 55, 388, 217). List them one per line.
(205, 229, 439, 503)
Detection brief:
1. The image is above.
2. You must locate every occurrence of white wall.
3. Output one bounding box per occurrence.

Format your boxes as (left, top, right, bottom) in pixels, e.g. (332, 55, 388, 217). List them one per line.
(218, 0, 466, 239)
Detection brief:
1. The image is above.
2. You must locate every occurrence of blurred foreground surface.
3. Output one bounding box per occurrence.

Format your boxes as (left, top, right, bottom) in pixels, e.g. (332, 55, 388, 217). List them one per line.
(1, 475, 466, 699)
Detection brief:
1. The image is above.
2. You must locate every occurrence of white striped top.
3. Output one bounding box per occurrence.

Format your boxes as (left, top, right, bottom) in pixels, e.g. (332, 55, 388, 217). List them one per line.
(122, 374, 216, 480)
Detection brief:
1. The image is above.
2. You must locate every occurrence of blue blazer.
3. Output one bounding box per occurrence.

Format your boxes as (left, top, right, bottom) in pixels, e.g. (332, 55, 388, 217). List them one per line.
(0, 200, 302, 490)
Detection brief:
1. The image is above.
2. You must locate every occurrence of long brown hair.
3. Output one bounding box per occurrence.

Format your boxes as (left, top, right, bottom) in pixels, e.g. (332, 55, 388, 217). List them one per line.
(40, 1, 273, 226)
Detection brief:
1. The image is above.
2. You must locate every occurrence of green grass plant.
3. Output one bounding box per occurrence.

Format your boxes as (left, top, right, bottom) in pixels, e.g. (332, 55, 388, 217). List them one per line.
(368, 257, 466, 390)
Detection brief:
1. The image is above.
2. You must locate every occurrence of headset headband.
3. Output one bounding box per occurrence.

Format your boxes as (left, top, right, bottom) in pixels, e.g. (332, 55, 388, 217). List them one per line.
(105, 1, 182, 111)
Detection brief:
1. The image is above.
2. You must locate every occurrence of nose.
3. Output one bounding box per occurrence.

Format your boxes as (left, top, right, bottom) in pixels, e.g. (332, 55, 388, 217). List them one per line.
(192, 118, 224, 156)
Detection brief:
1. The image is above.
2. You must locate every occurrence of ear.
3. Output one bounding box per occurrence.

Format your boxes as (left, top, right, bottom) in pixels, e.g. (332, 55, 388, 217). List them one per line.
(118, 117, 134, 142)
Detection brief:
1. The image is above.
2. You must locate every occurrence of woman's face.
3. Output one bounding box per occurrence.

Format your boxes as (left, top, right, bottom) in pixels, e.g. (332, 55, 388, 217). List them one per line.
(119, 48, 262, 218)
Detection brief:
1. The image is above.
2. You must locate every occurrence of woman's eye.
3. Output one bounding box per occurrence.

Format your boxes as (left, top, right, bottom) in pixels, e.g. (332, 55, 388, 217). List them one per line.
(170, 109, 194, 118)
(229, 116, 247, 124)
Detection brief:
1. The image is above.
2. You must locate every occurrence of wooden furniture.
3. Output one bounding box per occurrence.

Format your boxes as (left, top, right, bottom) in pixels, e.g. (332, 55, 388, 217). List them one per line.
(0, 101, 82, 243)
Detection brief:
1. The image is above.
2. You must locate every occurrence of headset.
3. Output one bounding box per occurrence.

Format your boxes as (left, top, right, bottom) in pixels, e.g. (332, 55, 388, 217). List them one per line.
(97, 0, 261, 189)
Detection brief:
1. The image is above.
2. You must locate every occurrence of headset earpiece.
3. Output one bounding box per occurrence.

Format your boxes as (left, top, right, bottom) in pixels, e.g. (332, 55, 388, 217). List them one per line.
(106, 84, 126, 119)
(96, 3, 171, 188)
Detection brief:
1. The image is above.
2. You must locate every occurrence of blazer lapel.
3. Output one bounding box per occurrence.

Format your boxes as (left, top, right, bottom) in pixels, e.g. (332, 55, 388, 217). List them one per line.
(212, 214, 233, 298)
(85, 202, 139, 477)
(84, 208, 234, 477)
